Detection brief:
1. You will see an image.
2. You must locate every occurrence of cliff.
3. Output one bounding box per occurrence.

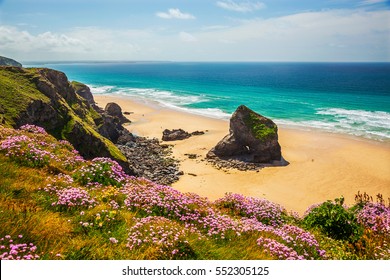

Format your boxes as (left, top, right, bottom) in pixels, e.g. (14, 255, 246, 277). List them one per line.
(0, 66, 130, 172)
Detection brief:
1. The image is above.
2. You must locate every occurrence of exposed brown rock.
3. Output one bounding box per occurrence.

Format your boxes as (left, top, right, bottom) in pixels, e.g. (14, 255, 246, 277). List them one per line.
(207, 105, 286, 166)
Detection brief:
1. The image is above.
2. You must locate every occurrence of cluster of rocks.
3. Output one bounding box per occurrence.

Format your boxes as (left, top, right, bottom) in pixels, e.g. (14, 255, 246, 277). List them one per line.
(117, 137, 181, 185)
(162, 128, 205, 141)
(206, 157, 287, 172)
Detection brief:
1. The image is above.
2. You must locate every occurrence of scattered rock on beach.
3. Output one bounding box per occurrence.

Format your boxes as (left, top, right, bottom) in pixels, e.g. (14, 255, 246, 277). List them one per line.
(207, 105, 287, 168)
(162, 129, 205, 141)
(117, 136, 181, 185)
(191, 130, 205, 136)
(162, 129, 191, 141)
(185, 153, 198, 159)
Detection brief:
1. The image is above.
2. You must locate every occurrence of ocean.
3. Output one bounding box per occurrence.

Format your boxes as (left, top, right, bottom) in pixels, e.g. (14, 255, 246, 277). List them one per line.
(27, 62, 390, 142)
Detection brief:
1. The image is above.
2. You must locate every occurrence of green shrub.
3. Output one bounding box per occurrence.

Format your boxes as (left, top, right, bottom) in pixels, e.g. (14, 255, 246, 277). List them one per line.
(303, 197, 363, 243)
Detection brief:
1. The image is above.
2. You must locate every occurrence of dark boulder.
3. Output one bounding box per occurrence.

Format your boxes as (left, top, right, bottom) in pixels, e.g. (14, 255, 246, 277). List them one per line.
(162, 129, 191, 141)
(207, 105, 284, 164)
(105, 102, 130, 124)
(191, 130, 205, 136)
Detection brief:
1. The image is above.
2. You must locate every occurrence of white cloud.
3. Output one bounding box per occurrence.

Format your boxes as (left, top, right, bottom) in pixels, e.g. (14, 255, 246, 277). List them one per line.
(0, 25, 153, 61)
(359, 0, 388, 5)
(216, 0, 266, 13)
(156, 8, 195, 20)
(1, 9, 389, 62)
(0, 26, 86, 54)
(179, 32, 197, 42)
(198, 9, 390, 61)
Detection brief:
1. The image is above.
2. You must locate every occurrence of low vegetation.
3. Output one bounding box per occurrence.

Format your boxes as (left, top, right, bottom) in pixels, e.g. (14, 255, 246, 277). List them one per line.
(0, 125, 388, 260)
(244, 112, 277, 141)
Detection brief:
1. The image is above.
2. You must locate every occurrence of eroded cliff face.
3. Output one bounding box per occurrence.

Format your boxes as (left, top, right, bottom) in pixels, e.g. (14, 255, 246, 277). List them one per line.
(0, 66, 132, 173)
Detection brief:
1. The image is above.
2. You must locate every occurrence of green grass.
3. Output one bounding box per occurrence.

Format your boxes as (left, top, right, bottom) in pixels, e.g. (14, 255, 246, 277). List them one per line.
(0, 68, 50, 126)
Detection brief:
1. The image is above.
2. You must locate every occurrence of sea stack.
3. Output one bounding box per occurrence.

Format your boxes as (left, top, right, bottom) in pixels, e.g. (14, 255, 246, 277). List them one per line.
(207, 105, 284, 164)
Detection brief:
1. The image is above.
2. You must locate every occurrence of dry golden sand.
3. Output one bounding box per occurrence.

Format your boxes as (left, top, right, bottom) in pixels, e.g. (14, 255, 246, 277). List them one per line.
(95, 95, 390, 215)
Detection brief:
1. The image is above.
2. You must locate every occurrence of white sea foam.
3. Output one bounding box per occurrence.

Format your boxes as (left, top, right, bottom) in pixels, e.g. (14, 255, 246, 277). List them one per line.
(88, 85, 115, 94)
(164, 105, 231, 120)
(277, 108, 390, 141)
(89, 85, 230, 119)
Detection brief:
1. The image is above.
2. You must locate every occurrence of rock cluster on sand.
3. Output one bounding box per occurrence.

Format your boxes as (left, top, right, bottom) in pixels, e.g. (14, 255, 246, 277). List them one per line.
(207, 105, 286, 169)
(162, 129, 205, 141)
(118, 137, 181, 185)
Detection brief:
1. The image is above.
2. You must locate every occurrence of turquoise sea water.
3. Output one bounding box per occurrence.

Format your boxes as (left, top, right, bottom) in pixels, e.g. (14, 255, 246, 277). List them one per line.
(27, 62, 390, 141)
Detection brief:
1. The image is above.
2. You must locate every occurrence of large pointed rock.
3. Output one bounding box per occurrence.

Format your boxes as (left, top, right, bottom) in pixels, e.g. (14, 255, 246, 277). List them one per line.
(207, 105, 283, 164)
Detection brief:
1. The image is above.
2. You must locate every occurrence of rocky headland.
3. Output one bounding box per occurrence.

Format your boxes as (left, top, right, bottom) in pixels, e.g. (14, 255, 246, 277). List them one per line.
(0, 64, 180, 183)
(0, 56, 22, 67)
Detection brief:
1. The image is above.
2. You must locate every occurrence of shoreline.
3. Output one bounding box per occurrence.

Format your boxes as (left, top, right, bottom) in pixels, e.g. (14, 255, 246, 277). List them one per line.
(95, 94, 390, 215)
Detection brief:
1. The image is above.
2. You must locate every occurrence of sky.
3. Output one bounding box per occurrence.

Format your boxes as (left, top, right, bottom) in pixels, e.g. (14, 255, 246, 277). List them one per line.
(0, 0, 389, 62)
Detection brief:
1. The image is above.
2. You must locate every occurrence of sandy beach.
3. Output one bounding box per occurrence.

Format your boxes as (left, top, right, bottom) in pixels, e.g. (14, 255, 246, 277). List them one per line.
(95, 95, 390, 215)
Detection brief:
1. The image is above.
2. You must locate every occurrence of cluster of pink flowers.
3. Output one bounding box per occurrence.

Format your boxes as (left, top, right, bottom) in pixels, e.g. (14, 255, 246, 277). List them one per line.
(123, 180, 240, 238)
(109, 237, 118, 244)
(356, 202, 390, 234)
(0, 125, 84, 170)
(123, 180, 210, 218)
(127, 216, 194, 259)
(19, 124, 47, 135)
(257, 237, 304, 260)
(0, 134, 54, 167)
(264, 224, 326, 259)
(214, 193, 286, 226)
(0, 235, 39, 260)
(52, 187, 97, 209)
(237, 218, 325, 259)
(109, 200, 120, 210)
(73, 157, 129, 187)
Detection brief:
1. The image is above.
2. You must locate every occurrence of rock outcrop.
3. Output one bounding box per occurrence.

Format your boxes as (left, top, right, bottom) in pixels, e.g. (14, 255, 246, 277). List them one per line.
(97, 104, 133, 144)
(207, 105, 285, 165)
(0, 56, 22, 67)
(0, 66, 132, 173)
(71, 81, 95, 106)
(105, 102, 130, 124)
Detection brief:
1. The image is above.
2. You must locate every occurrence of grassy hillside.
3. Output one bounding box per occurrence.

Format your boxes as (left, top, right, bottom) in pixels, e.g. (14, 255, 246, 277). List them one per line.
(0, 125, 388, 260)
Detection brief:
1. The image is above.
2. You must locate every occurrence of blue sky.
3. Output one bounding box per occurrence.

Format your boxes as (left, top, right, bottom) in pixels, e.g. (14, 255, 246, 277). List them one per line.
(0, 0, 389, 61)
